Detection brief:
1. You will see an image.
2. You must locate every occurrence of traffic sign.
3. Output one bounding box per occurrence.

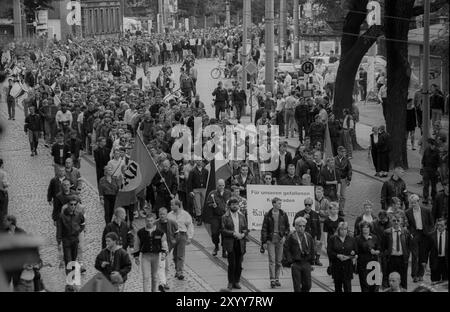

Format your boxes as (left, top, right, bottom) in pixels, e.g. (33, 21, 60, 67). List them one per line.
(245, 62, 258, 75)
(301, 61, 315, 74)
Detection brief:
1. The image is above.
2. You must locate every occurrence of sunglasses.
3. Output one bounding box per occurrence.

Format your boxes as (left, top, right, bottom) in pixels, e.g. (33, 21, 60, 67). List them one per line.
(392, 219, 400, 223)
(69, 203, 77, 206)
(305, 204, 312, 206)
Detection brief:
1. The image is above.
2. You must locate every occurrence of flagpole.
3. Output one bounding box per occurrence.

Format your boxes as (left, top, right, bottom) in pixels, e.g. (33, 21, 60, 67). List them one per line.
(136, 131, 174, 197)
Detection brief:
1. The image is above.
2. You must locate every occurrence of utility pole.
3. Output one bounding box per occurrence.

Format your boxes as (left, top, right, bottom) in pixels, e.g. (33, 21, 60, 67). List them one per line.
(241, 0, 249, 90)
(226, 0, 231, 28)
(293, 0, 299, 60)
(13, 0, 22, 39)
(158, 0, 164, 33)
(422, 0, 430, 150)
(279, 0, 287, 57)
(265, 0, 275, 93)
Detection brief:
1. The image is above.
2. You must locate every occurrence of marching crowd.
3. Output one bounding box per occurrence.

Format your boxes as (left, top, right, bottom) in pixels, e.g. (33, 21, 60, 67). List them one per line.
(0, 25, 448, 292)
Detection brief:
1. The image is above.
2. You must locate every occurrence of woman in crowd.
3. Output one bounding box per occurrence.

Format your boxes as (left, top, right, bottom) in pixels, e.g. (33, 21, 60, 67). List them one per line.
(353, 200, 377, 237)
(355, 221, 381, 292)
(327, 222, 357, 292)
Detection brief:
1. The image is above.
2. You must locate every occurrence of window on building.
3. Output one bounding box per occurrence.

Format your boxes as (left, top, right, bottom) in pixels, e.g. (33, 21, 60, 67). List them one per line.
(89, 9, 93, 35)
(100, 9, 104, 33)
(94, 9, 98, 34)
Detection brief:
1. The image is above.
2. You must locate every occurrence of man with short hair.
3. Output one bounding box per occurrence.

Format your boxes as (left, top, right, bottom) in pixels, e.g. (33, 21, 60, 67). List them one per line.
(283, 216, 315, 292)
(421, 138, 441, 204)
(294, 197, 322, 266)
(52, 179, 77, 226)
(261, 197, 290, 288)
(205, 179, 232, 257)
(168, 199, 194, 281)
(24, 105, 42, 156)
(52, 133, 70, 166)
(134, 213, 168, 292)
(429, 218, 448, 283)
(222, 198, 249, 290)
(95, 232, 132, 292)
(102, 207, 133, 250)
(405, 194, 435, 283)
(381, 167, 408, 211)
(383, 272, 407, 292)
(279, 164, 301, 185)
(94, 137, 111, 184)
(187, 160, 208, 226)
(334, 146, 352, 213)
(64, 157, 82, 192)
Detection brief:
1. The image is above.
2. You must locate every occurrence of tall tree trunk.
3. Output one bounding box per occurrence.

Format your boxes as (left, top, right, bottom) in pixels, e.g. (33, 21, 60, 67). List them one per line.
(384, 0, 415, 169)
(333, 0, 383, 120)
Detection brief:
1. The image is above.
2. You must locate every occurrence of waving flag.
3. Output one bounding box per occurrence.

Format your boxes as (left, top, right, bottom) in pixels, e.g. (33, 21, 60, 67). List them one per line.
(115, 133, 158, 208)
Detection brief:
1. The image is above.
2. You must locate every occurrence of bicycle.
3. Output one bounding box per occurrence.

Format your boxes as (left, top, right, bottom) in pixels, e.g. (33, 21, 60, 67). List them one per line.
(210, 59, 230, 79)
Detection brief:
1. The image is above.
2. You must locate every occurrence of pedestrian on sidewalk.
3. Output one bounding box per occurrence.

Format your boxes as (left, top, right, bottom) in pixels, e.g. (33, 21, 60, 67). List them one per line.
(168, 199, 194, 281)
(51, 133, 71, 167)
(355, 221, 381, 292)
(205, 179, 231, 258)
(260, 197, 290, 288)
(381, 167, 408, 211)
(327, 222, 357, 292)
(421, 138, 441, 205)
(222, 198, 248, 291)
(24, 105, 42, 157)
(134, 213, 169, 292)
(334, 146, 352, 214)
(293, 197, 322, 266)
(406, 99, 417, 150)
(95, 232, 132, 292)
(369, 126, 380, 176)
(156, 207, 178, 292)
(428, 218, 448, 284)
(382, 214, 411, 290)
(56, 195, 85, 275)
(0, 158, 9, 225)
(6, 78, 15, 120)
(405, 194, 434, 283)
(283, 216, 315, 292)
(377, 125, 391, 177)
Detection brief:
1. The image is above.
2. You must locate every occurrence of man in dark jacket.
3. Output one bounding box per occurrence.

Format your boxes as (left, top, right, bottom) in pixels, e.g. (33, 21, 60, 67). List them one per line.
(187, 160, 209, 225)
(212, 81, 229, 120)
(205, 179, 232, 258)
(328, 113, 342, 155)
(283, 216, 315, 292)
(334, 146, 352, 213)
(52, 132, 71, 166)
(293, 197, 322, 266)
(47, 166, 66, 207)
(52, 179, 77, 225)
(381, 167, 408, 210)
(261, 197, 290, 288)
(295, 98, 310, 144)
(151, 159, 178, 213)
(428, 218, 448, 283)
(94, 137, 111, 184)
(39, 98, 58, 146)
(279, 164, 302, 185)
(274, 142, 293, 181)
(102, 207, 133, 250)
(309, 115, 325, 150)
(421, 138, 441, 204)
(24, 105, 42, 156)
(231, 84, 246, 123)
(432, 180, 448, 222)
(405, 194, 434, 283)
(95, 232, 132, 291)
(57, 195, 85, 274)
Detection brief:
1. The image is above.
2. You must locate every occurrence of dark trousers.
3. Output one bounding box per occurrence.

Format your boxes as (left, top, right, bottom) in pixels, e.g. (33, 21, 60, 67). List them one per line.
(0, 190, 8, 226)
(416, 109, 423, 131)
(227, 239, 243, 284)
(62, 239, 79, 274)
(103, 194, 116, 224)
(334, 278, 352, 292)
(154, 194, 172, 214)
(96, 168, 105, 185)
(123, 203, 135, 225)
(359, 83, 367, 100)
(210, 217, 223, 248)
(291, 261, 312, 292)
(358, 265, 380, 292)
(371, 149, 379, 173)
(7, 100, 15, 119)
(234, 104, 243, 123)
(215, 103, 225, 120)
(387, 255, 408, 289)
(411, 231, 430, 278)
(381, 98, 387, 121)
(296, 118, 308, 143)
(377, 151, 390, 172)
(423, 168, 438, 201)
(431, 257, 448, 282)
(380, 255, 389, 288)
(28, 131, 40, 152)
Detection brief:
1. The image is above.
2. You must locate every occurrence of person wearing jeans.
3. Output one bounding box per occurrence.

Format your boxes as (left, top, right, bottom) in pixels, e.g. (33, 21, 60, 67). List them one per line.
(168, 199, 194, 280)
(24, 106, 42, 156)
(134, 213, 168, 292)
(260, 197, 290, 288)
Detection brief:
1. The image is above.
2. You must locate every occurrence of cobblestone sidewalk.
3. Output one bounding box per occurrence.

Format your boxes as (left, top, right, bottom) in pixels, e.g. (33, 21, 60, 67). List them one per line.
(0, 100, 214, 292)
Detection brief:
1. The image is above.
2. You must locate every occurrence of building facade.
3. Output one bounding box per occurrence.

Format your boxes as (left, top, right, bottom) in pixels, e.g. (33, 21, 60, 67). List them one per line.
(80, 0, 123, 38)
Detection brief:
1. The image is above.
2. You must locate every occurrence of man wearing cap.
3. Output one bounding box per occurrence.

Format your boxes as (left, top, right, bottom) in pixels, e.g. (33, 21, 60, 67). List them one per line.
(421, 138, 441, 204)
(205, 179, 232, 257)
(283, 216, 315, 292)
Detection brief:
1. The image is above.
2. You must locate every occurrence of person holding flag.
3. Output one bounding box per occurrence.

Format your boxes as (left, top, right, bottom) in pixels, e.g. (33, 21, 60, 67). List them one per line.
(151, 159, 178, 214)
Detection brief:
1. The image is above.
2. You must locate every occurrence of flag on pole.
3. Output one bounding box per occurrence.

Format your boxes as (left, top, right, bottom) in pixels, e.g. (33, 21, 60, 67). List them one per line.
(323, 121, 334, 161)
(115, 133, 158, 208)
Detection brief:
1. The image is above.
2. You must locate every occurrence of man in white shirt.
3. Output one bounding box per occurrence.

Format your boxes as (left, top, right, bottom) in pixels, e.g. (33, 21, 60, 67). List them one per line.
(167, 199, 194, 281)
(55, 104, 73, 135)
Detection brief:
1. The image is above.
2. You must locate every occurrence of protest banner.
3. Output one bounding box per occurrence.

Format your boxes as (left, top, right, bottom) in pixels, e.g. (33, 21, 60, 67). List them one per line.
(246, 185, 315, 230)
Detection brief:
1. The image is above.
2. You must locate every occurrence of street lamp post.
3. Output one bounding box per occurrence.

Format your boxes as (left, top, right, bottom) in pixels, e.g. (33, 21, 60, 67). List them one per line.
(280, 0, 287, 58)
(293, 0, 299, 60)
(242, 0, 249, 90)
(265, 0, 275, 93)
(226, 0, 231, 28)
(422, 0, 430, 150)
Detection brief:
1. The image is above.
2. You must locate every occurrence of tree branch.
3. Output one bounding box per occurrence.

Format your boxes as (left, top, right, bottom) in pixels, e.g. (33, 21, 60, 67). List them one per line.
(347, 25, 384, 60)
(412, 0, 449, 16)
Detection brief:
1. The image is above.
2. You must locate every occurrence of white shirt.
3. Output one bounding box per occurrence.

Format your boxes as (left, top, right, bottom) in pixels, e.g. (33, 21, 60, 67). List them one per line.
(108, 158, 125, 178)
(231, 211, 240, 233)
(438, 230, 446, 257)
(413, 208, 423, 230)
(124, 109, 137, 125)
(391, 228, 403, 256)
(276, 98, 286, 111)
(55, 110, 73, 125)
